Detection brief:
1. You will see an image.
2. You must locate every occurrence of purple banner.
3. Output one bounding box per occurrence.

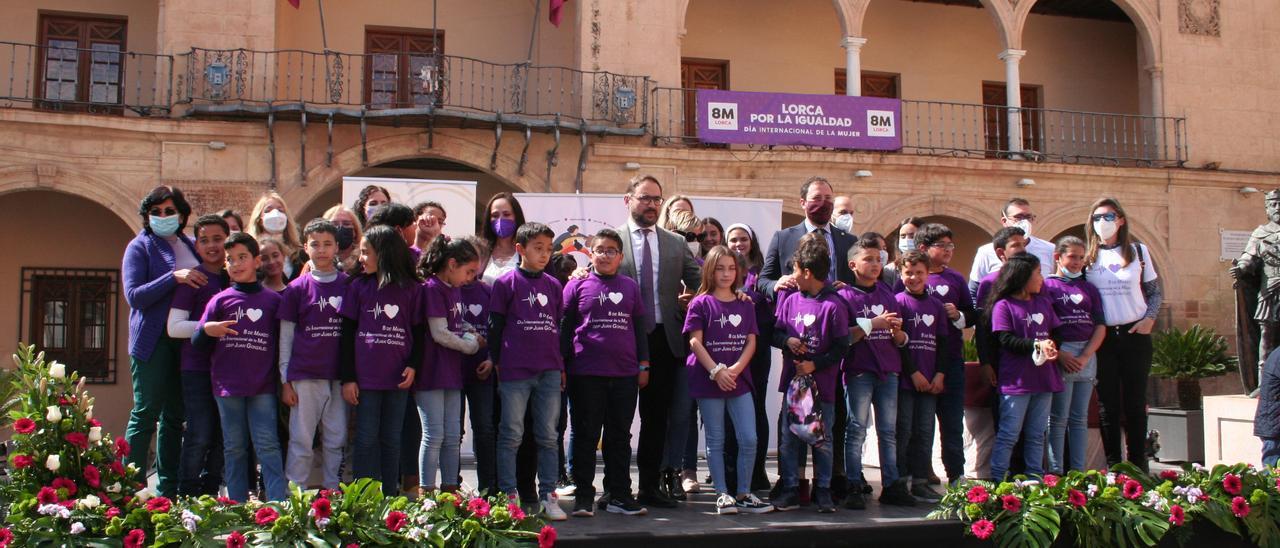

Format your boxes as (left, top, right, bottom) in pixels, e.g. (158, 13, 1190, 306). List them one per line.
(696, 89, 902, 150)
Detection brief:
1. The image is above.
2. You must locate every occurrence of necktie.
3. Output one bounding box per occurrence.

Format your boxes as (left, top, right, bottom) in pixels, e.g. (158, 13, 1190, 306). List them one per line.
(816, 228, 836, 283)
(640, 228, 656, 333)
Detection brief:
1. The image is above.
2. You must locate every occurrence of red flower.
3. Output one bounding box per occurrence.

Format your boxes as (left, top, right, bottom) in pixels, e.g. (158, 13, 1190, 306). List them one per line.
(971, 519, 996, 540)
(37, 486, 59, 504)
(13, 418, 35, 434)
(146, 496, 172, 513)
(1001, 494, 1022, 513)
(0, 527, 11, 548)
(254, 507, 279, 526)
(467, 498, 491, 518)
(1067, 489, 1087, 507)
(64, 432, 88, 450)
(508, 502, 527, 521)
(385, 510, 407, 532)
(1123, 480, 1144, 500)
(59, 396, 74, 406)
(318, 489, 332, 499)
(1169, 504, 1185, 526)
(123, 529, 146, 548)
(1223, 473, 1243, 495)
(966, 485, 990, 504)
(114, 438, 130, 459)
(1275, 477, 1280, 492)
(538, 525, 557, 548)
(51, 477, 77, 497)
(1232, 496, 1251, 518)
(311, 497, 332, 520)
(1160, 470, 1180, 481)
(83, 465, 101, 488)
(1043, 474, 1059, 488)
(105, 507, 121, 519)
(88, 418, 102, 427)
(217, 496, 238, 506)
(226, 531, 247, 548)
(11, 454, 32, 469)
(109, 460, 125, 477)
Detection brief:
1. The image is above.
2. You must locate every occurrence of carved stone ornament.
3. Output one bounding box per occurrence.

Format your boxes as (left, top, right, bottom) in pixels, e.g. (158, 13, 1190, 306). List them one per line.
(1179, 0, 1220, 37)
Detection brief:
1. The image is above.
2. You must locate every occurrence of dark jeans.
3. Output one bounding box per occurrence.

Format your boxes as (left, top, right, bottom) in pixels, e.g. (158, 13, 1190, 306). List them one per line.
(125, 337, 184, 497)
(353, 389, 409, 497)
(936, 354, 967, 480)
(638, 327, 680, 492)
(400, 401, 421, 488)
(569, 374, 639, 499)
(1096, 325, 1153, 470)
(897, 389, 938, 480)
(463, 382, 498, 494)
(178, 371, 223, 497)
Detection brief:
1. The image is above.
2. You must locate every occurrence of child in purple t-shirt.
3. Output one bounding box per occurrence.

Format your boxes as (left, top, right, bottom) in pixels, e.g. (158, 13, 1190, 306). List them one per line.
(413, 235, 484, 495)
(988, 254, 1065, 481)
(970, 226, 1027, 480)
(561, 229, 650, 517)
(1044, 236, 1106, 474)
(489, 223, 567, 520)
(167, 215, 229, 497)
(769, 232, 851, 513)
(459, 235, 498, 494)
(893, 251, 950, 503)
(278, 219, 350, 489)
(193, 232, 286, 502)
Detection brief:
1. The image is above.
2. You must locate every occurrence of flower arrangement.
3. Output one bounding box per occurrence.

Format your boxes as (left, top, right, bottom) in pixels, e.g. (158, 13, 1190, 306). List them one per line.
(930, 461, 1280, 547)
(0, 343, 555, 546)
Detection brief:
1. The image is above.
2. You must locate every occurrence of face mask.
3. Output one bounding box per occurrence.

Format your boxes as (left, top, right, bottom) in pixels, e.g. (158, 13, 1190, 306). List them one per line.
(805, 200, 833, 227)
(149, 215, 181, 238)
(1062, 268, 1084, 279)
(687, 242, 701, 256)
(364, 205, 383, 222)
(898, 237, 914, 254)
(1014, 219, 1033, 240)
(879, 250, 889, 267)
(262, 209, 288, 234)
(491, 218, 516, 239)
(832, 214, 853, 233)
(335, 226, 355, 250)
(1094, 219, 1119, 241)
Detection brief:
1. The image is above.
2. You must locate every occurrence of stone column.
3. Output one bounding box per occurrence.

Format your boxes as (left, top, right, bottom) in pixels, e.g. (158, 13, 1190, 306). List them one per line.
(841, 36, 868, 96)
(999, 48, 1026, 155)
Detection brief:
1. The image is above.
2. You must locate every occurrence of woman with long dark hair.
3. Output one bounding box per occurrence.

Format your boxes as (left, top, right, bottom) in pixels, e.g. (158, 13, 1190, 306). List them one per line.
(481, 192, 527, 284)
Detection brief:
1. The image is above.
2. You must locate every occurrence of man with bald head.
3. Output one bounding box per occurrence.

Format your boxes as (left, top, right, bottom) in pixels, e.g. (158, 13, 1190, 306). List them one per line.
(833, 195, 855, 234)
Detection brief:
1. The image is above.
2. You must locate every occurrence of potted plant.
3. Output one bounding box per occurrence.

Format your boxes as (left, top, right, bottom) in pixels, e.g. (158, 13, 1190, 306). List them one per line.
(1148, 325, 1238, 463)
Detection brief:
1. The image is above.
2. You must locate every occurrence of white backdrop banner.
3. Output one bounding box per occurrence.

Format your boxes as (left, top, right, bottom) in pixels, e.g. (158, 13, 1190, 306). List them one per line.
(342, 177, 477, 239)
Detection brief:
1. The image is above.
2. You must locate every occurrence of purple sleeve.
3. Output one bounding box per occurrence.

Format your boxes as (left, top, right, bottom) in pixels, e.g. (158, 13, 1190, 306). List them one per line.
(424, 281, 448, 319)
(743, 303, 760, 336)
(1087, 283, 1106, 325)
(197, 293, 221, 326)
(338, 280, 361, 321)
(1045, 298, 1063, 331)
(955, 271, 975, 312)
(171, 284, 197, 312)
(411, 283, 426, 327)
(831, 301, 850, 338)
(489, 276, 512, 316)
(682, 296, 707, 335)
(548, 277, 565, 319)
(991, 300, 1013, 334)
(278, 283, 301, 322)
(773, 296, 790, 332)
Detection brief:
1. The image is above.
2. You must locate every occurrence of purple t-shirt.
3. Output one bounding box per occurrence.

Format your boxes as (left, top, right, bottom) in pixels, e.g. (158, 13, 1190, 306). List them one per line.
(744, 268, 774, 332)
(927, 268, 973, 360)
(172, 264, 225, 373)
(200, 285, 282, 397)
(838, 282, 903, 381)
(896, 291, 948, 390)
(684, 294, 758, 399)
(563, 273, 645, 377)
(278, 272, 349, 382)
(338, 275, 422, 390)
(991, 294, 1064, 395)
(417, 276, 467, 391)
(1042, 277, 1104, 343)
(773, 287, 850, 403)
(975, 271, 999, 312)
(460, 281, 493, 385)
(490, 269, 564, 381)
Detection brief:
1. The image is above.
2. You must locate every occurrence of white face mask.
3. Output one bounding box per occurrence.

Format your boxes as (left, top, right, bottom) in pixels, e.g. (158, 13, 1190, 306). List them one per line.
(1015, 219, 1033, 240)
(688, 241, 701, 256)
(1094, 220, 1119, 241)
(262, 209, 288, 234)
(879, 250, 889, 267)
(898, 237, 914, 254)
(832, 214, 853, 233)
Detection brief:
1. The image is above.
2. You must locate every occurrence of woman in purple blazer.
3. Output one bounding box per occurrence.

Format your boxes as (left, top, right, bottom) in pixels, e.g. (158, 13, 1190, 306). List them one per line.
(122, 186, 205, 497)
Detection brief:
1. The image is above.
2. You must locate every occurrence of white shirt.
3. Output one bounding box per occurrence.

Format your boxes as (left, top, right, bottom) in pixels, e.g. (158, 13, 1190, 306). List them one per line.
(627, 219, 662, 323)
(802, 218, 837, 281)
(969, 235, 1055, 283)
(482, 253, 518, 285)
(164, 234, 199, 270)
(1086, 243, 1158, 326)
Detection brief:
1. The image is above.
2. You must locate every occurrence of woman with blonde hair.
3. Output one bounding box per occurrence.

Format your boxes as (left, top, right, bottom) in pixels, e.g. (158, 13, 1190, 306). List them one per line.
(658, 195, 695, 233)
(324, 204, 364, 273)
(248, 192, 306, 280)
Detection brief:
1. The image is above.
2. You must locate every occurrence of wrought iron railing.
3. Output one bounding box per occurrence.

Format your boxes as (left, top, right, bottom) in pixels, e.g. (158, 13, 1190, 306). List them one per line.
(0, 41, 174, 116)
(651, 86, 1188, 167)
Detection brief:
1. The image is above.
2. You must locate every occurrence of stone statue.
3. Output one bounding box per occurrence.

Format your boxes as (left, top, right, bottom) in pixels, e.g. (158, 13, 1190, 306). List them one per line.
(1230, 189, 1280, 396)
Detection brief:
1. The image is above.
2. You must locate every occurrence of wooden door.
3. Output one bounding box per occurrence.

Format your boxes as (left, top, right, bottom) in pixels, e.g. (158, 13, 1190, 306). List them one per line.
(680, 58, 728, 141)
(983, 82, 1041, 156)
(835, 69, 899, 99)
(365, 28, 444, 109)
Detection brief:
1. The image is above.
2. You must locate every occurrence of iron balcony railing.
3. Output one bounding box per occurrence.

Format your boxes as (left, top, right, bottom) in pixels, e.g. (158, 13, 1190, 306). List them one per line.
(651, 86, 1189, 167)
(0, 40, 174, 116)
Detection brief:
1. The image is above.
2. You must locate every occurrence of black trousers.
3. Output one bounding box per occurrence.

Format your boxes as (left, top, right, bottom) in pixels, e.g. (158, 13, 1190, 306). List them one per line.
(637, 326, 679, 491)
(569, 374, 639, 499)
(1095, 323, 1153, 470)
(725, 327, 775, 493)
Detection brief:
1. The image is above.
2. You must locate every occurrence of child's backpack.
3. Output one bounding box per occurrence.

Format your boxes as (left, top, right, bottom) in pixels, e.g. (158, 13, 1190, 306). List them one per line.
(785, 374, 827, 447)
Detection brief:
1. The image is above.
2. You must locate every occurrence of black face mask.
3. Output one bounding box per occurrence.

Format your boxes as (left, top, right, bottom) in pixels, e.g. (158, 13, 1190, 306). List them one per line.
(336, 226, 355, 250)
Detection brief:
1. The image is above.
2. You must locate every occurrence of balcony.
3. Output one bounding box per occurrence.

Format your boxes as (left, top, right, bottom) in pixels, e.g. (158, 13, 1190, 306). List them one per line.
(0, 40, 174, 116)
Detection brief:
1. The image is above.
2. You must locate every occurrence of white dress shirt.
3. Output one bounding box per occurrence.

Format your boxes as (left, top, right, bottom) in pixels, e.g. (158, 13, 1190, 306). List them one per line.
(627, 218, 662, 323)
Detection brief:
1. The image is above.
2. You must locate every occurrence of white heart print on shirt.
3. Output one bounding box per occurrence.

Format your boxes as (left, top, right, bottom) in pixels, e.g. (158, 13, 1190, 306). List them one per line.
(870, 304, 885, 317)
(802, 313, 816, 327)
(934, 285, 950, 297)
(608, 292, 624, 304)
(383, 304, 400, 319)
(536, 293, 549, 307)
(1069, 293, 1084, 305)
(468, 304, 484, 317)
(328, 296, 343, 310)
(245, 308, 263, 323)
(728, 314, 742, 327)
(1030, 313, 1044, 325)
(922, 314, 935, 327)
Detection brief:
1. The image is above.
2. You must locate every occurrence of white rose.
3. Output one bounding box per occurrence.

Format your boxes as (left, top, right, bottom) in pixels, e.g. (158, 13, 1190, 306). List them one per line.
(134, 488, 153, 502)
(46, 405, 62, 422)
(88, 427, 102, 443)
(70, 521, 85, 535)
(49, 362, 66, 379)
(107, 482, 121, 494)
(46, 454, 61, 471)
(78, 495, 101, 509)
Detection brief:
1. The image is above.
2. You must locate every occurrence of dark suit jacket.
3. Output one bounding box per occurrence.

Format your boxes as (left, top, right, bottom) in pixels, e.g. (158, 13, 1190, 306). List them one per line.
(1256, 346, 1280, 438)
(617, 223, 704, 358)
(758, 222, 857, 297)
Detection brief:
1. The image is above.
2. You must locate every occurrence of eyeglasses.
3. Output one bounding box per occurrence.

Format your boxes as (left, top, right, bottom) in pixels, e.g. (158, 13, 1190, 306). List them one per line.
(677, 231, 708, 243)
(1008, 213, 1037, 222)
(632, 195, 664, 206)
(149, 207, 178, 217)
(1091, 212, 1118, 222)
(592, 248, 621, 258)
(929, 243, 957, 250)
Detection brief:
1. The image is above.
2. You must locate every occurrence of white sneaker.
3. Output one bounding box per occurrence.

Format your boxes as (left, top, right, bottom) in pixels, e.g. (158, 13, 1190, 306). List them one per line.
(541, 493, 568, 521)
(716, 493, 739, 515)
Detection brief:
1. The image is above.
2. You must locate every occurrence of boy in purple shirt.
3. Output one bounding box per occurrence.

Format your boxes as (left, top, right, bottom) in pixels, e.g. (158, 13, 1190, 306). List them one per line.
(193, 232, 286, 502)
(167, 214, 229, 497)
(489, 223, 567, 520)
(893, 251, 949, 503)
(279, 219, 350, 489)
(561, 229, 650, 517)
(838, 237, 913, 510)
(769, 232, 851, 513)
(1043, 236, 1106, 474)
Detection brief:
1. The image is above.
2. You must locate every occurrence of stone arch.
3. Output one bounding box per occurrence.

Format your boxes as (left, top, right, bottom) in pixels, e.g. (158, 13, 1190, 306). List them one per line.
(1010, 0, 1161, 68)
(846, 0, 1015, 48)
(860, 194, 1003, 237)
(678, 0, 865, 37)
(1035, 201, 1172, 282)
(0, 165, 143, 233)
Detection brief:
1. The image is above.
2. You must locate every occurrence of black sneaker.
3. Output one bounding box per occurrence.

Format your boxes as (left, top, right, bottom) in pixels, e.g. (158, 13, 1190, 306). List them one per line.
(638, 490, 678, 509)
(666, 469, 687, 501)
(768, 477, 784, 501)
(927, 472, 942, 486)
(572, 496, 594, 517)
(607, 495, 649, 516)
(815, 487, 835, 513)
(880, 479, 918, 507)
(910, 480, 943, 503)
(861, 482, 873, 495)
(595, 490, 611, 510)
(771, 488, 799, 512)
(843, 491, 867, 510)
(735, 493, 775, 514)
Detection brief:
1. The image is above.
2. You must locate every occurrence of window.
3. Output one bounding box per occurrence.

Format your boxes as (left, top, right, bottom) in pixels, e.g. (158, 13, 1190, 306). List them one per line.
(364, 27, 444, 109)
(982, 82, 1043, 156)
(834, 70, 900, 99)
(680, 58, 729, 142)
(20, 268, 119, 383)
(35, 13, 127, 111)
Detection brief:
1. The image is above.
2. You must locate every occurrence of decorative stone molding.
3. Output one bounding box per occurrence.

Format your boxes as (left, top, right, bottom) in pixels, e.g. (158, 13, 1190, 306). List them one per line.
(1179, 0, 1220, 37)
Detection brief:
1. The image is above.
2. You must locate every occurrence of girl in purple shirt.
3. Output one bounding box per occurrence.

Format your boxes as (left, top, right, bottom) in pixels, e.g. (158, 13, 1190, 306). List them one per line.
(1044, 236, 1106, 474)
(459, 236, 498, 495)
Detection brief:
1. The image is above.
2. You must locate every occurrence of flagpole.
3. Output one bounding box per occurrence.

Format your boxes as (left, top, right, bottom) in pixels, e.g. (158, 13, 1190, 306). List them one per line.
(527, 0, 541, 64)
(317, 0, 329, 51)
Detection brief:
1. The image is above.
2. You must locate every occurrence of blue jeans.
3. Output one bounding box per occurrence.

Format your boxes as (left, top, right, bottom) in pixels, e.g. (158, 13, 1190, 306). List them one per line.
(498, 370, 562, 500)
(216, 393, 286, 502)
(992, 392, 1052, 480)
(179, 371, 223, 497)
(936, 355, 966, 481)
(463, 382, 498, 494)
(1263, 438, 1280, 468)
(896, 389, 937, 480)
(416, 389, 463, 489)
(779, 400, 834, 489)
(664, 368, 694, 470)
(845, 373, 900, 487)
(353, 389, 410, 497)
(700, 393, 757, 495)
(1049, 341, 1096, 474)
